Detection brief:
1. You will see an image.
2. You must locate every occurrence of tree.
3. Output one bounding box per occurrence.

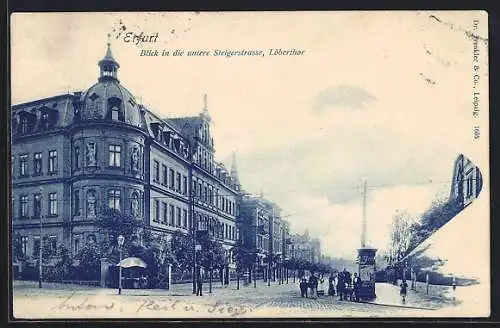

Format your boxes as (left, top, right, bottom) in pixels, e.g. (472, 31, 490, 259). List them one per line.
(231, 239, 252, 289)
(388, 210, 413, 265)
(198, 234, 225, 293)
(75, 242, 102, 280)
(408, 196, 461, 251)
(136, 230, 177, 288)
(170, 230, 195, 273)
(45, 244, 72, 281)
(96, 207, 144, 260)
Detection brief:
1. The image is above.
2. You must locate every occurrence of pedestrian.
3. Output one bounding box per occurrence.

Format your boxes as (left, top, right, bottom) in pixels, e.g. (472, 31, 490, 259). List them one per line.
(318, 274, 326, 297)
(337, 270, 345, 301)
(352, 272, 361, 302)
(328, 273, 335, 296)
(400, 279, 408, 303)
(196, 267, 204, 296)
(308, 272, 318, 299)
(299, 276, 308, 298)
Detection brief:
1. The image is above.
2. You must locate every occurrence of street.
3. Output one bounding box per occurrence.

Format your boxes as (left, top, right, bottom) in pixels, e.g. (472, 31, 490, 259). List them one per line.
(12, 280, 459, 319)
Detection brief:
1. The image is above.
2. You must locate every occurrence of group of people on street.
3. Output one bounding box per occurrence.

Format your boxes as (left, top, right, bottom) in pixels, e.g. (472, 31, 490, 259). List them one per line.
(299, 268, 362, 302)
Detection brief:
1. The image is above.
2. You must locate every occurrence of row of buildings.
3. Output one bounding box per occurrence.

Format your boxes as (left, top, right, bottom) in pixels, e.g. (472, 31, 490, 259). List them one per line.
(11, 41, 322, 281)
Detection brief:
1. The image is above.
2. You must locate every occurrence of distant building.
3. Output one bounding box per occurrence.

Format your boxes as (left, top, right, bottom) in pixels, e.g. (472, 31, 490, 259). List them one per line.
(288, 229, 321, 264)
(238, 194, 289, 280)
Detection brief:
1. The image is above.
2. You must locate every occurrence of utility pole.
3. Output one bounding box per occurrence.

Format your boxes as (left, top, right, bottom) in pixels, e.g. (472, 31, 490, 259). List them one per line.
(38, 187, 43, 289)
(361, 179, 367, 248)
(189, 163, 197, 294)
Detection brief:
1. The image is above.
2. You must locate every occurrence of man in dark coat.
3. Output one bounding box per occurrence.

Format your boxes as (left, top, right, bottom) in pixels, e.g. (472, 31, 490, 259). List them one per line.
(337, 270, 345, 300)
(328, 273, 335, 296)
(196, 267, 204, 296)
(308, 272, 319, 299)
(344, 270, 352, 300)
(299, 276, 308, 298)
(352, 272, 362, 302)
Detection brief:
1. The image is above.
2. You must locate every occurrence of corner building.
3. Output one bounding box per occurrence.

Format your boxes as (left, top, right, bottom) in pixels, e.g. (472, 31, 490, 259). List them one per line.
(11, 42, 240, 278)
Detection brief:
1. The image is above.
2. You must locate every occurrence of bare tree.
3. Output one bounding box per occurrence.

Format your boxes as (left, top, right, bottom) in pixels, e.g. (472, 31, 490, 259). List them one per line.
(388, 210, 413, 265)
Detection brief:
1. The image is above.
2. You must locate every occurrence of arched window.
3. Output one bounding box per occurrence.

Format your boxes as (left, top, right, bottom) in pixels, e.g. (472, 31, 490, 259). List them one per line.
(107, 97, 123, 121)
(87, 190, 97, 217)
(131, 192, 140, 217)
(112, 106, 119, 120)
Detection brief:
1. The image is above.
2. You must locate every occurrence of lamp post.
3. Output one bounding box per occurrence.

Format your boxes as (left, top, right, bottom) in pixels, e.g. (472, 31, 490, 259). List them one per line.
(117, 234, 125, 295)
(38, 187, 43, 289)
(285, 257, 289, 284)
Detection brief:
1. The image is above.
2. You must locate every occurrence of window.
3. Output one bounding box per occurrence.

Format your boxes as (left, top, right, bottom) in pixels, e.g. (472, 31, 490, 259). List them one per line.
(74, 238, 80, 254)
(108, 189, 120, 210)
(74, 146, 80, 169)
(11, 156, 14, 177)
(49, 236, 57, 252)
(20, 195, 28, 217)
(108, 145, 121, 167)
(182, 209, 188, 228)
(467, 175, 474, 198)
(204, 186, 208, 202)
(153, 200, 160, 222)
(176, 207, 181, 227)
(42, 112, 49, 129)
(153, 160, 160, 182)
(73, 190, 80, 215)
(162, 165, 168, 185)
(176, 172, 181, 192)
(33, 194, 41, 218)
(169, 205, 175, 226)
(111, 107, 119, 121)
(162, 202, 168, 224)
(197, 182, 202, 199)
(21, 236, 28, 256)
(182, 176, 187, 195)
(34, 153, 42, 175)
(49, 193, 57, 215)
(21, 117, 29, 134)
(19, 155, 28, 177)
(33, 237, 40, 257)
(169, 169, 175, 189)
(48, 150, 57, 173)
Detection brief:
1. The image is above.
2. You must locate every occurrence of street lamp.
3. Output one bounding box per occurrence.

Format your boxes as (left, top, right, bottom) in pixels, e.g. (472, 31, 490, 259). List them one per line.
(117, 234, 125, 295)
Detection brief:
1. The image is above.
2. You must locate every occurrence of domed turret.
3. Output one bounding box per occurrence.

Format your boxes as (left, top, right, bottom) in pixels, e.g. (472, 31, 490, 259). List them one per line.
(78, 37, 142, 127)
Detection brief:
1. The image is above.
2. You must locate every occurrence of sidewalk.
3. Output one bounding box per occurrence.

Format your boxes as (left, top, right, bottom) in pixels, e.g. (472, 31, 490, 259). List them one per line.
(367, 282, 457, 310)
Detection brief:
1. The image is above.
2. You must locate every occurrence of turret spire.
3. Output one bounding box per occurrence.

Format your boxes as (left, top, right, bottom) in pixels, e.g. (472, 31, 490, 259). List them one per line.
(230, 151, 240, 186)
(98, 34, 120, 82)
(200, 93, 211, 121)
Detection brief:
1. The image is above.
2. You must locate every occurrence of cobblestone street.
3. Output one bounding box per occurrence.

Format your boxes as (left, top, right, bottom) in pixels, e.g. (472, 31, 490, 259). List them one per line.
(13, 280, 457, 319)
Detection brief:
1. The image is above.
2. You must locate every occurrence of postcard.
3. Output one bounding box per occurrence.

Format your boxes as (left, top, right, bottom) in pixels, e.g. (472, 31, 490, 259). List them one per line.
(10, 11, 489, 319)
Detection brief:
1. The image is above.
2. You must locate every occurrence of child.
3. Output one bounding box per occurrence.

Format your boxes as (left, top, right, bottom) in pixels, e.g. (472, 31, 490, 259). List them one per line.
(400, 280, 408, 303)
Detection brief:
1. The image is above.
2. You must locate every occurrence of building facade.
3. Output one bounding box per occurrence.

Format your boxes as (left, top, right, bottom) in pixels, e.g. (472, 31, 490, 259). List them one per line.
(450, 153, 483, 209)
(238, 194, 290, 280)
(11, 42, 240, 277)
(287, 230, 321, 264)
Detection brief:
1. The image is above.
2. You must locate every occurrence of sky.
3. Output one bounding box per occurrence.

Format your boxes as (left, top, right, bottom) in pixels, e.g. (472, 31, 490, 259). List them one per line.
(11, 11, 489, 259)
